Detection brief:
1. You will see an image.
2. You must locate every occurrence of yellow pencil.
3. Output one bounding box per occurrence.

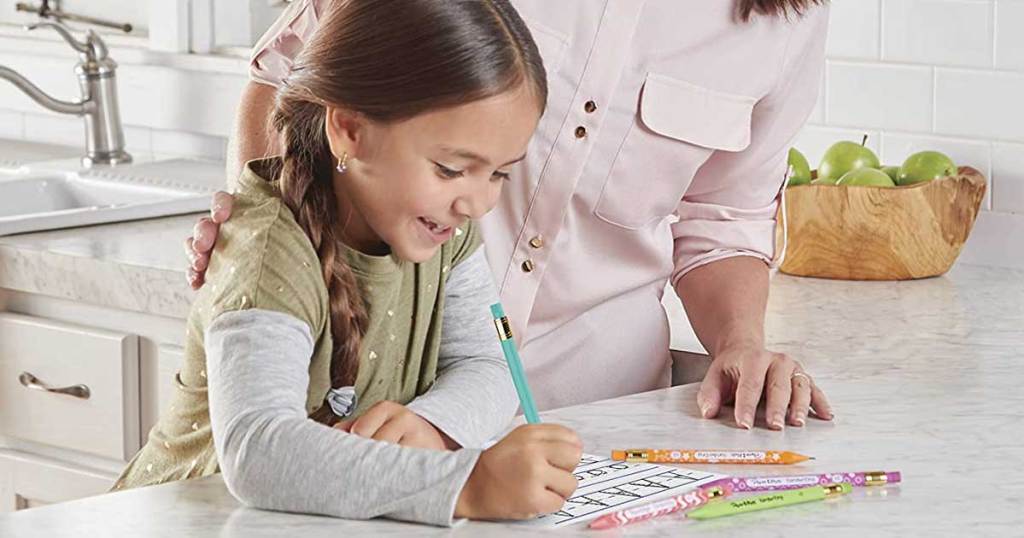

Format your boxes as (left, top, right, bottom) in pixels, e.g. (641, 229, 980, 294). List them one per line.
(611, 449, 813, 465)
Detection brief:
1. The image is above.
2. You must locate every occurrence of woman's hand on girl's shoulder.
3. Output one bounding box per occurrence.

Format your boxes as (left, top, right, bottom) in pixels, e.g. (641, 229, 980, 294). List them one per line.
(185, 191, 235, 289)
(333, 400, 448, 451)
(455, 424, 582, 521)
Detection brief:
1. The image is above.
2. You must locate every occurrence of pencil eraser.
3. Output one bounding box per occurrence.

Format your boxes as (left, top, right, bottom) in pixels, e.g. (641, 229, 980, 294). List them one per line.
(887, 472, 902, 484)
(611, 450, 626, 461)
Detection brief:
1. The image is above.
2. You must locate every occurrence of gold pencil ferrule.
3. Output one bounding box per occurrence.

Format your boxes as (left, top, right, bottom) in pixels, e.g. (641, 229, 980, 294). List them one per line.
(494, 317, 513, 340)
(864, 471, 887, 486)
(625, 450, 648, 462)
(706, 487, 725, 499)
(823, 484, 845, 497)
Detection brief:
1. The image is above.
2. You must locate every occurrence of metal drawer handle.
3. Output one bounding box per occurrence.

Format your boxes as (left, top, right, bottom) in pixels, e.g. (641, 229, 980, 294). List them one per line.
(18, 371, 91, 400)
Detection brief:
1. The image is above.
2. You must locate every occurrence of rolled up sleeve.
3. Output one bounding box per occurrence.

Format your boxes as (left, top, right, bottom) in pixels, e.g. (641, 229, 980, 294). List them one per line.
(670, 7, 828, 286)
(249, 0, 327, 88)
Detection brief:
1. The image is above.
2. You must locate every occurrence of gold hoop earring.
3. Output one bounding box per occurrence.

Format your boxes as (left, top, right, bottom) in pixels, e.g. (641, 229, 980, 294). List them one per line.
(336, 153, 349, 174)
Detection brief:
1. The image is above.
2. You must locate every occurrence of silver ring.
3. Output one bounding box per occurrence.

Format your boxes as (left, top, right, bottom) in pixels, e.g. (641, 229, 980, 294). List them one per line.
(791, 372, 812, 384)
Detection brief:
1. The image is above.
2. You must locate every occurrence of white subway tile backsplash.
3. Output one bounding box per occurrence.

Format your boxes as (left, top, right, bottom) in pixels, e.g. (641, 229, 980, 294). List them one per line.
(882, 0, 994, 68)
(826, 62, 933, 131)
(826, 0, 881, 59)
(794, 125, 882, 167)
(22, 113, 86, 148)
(935, 68, 1024, 141)
(117, 65, 247, 138)
(810, 69, 826, 124)
(19, 114, 152, 160)
(0, 53, 80, 115)
(151, 129, 227, 161)
(958, 210, 1024, 269)
(995, 1, 1024, 71)
(992, 142, 1024, 213)
(880, 132, 993, 208)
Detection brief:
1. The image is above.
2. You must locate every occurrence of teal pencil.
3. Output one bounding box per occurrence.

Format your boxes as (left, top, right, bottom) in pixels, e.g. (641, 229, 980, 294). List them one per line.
(490, 303, 541, 423)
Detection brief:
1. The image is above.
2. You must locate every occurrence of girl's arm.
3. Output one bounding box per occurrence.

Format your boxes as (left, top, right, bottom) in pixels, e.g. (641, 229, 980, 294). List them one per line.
(406, 248, 520, 447)
(205, 309, 480, 526)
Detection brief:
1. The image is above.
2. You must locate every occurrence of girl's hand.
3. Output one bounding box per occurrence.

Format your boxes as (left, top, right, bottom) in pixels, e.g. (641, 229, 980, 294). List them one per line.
(455, 424, 582, 520)
(333, 401, 450, 450)
(697, 343, 834, 430)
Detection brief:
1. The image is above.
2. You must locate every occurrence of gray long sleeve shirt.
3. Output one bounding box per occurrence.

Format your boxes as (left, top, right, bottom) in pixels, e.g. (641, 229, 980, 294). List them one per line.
(205, 249, 519, 526)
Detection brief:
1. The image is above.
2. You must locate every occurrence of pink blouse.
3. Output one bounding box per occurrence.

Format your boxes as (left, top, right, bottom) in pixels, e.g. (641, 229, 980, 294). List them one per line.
(250, 0, 828, 410)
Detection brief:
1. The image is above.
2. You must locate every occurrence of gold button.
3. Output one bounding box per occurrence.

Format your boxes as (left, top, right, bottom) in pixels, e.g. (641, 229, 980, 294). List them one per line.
(521, 260, 535, 273)
(529, 236, 544, 249)
(584, 100, 597, 113)
(574, 126, 587, 139)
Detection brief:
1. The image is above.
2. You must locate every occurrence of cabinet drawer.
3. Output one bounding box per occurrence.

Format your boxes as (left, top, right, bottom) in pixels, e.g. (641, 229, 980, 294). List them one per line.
(0, 450, 114, 512)
(0, 313, 139, 461)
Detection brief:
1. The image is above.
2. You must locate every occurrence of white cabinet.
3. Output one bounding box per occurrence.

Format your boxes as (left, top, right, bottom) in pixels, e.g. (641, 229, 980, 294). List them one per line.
(0, 313, 140, 461)
(0, 451, 113, 511)
(0, 290, 187, 513)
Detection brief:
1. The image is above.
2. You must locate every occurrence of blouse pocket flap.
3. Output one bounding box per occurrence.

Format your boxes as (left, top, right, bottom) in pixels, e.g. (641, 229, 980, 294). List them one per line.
(639, 73, 756, 152)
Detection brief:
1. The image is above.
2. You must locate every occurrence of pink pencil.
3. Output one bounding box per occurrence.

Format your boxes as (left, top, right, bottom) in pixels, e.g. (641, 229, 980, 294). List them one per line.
(705, 471, 902, 493)
(587, 484, 732, 530)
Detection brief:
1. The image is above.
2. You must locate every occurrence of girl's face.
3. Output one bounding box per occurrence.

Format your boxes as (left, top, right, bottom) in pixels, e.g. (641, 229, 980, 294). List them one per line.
(326, 84, 542, 263)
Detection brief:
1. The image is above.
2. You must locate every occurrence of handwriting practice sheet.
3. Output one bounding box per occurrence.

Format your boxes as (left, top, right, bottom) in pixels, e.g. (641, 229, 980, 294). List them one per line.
(517, 454, 727, 528)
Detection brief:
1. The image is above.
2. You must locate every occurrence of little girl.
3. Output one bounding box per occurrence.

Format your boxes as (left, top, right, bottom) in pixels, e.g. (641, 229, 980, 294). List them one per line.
(113, 0, 581, 525)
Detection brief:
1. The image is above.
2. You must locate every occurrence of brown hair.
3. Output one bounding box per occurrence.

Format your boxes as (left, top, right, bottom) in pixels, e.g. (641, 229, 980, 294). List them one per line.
(266, 0, 547, 424)
(736, 0, 825, 21)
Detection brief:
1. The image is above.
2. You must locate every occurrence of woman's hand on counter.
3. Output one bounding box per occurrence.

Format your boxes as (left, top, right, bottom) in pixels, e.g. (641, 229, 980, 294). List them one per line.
(697, 343, 833, 430)
(185, 191, 235, 289)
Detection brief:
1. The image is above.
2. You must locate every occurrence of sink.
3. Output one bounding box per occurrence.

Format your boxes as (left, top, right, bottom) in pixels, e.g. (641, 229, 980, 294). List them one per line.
(0, 158, 223, 236)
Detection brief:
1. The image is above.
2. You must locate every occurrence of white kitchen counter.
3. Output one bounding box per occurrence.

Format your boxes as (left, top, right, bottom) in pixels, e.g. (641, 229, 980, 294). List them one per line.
(2, 263, 1021, 537)
(0, 213, 198, 318)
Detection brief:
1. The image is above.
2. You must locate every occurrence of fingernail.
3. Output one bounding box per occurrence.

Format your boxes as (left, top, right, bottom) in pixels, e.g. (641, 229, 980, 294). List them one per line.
(771, 414, 784, 430)
(700, 403, 711, 418)
(795, 412, 806, 426)
(739, 418, 752, 430)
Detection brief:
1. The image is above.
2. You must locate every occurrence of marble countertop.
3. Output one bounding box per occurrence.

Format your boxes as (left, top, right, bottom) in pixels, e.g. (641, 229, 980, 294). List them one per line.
(0, 212, 198, 318)
(2, 263, 1022, 536)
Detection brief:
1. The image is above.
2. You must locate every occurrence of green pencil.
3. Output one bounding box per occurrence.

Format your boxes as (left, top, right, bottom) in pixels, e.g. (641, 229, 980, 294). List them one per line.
(687, 483, 852, 520)
(490, 303, 540, 423)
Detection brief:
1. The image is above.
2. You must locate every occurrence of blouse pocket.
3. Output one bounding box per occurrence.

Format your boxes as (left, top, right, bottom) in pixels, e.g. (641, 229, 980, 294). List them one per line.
(594, 73, 756, 230)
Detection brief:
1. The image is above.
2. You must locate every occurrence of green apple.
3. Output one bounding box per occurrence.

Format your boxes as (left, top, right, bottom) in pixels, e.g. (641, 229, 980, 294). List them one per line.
(817, 137, 881, 183)
(836, 167, 896, 187)
(881, 165, 900, 183)
(897, 151, 956, 185)
(787, 148, 812, 186)
(810, 177, 837, 185)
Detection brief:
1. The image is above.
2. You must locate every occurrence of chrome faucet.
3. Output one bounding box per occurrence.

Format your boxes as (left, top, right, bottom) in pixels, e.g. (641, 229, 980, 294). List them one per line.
(0, 21, 131, 166)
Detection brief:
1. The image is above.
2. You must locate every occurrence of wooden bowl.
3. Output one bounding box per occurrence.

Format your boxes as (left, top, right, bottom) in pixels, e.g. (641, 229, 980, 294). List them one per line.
(775, 166, 986, 280)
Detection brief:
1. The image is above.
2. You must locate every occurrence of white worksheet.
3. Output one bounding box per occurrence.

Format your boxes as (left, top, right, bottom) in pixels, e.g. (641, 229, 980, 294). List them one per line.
(517, 453, 727, 528)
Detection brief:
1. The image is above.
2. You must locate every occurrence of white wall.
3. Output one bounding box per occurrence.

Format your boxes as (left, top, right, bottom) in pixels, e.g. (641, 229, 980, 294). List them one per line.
(796, 0, 1024, 268)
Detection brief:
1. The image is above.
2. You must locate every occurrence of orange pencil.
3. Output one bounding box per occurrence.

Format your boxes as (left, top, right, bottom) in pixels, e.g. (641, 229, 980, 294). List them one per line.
(611, 449, 813, 465)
